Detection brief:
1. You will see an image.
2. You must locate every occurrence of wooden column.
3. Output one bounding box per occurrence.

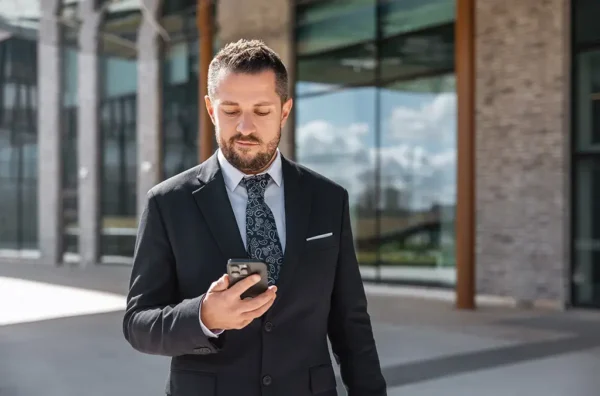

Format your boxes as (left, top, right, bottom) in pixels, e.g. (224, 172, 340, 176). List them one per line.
(455, 0, 476, 310)
(197, 0, 214, 162)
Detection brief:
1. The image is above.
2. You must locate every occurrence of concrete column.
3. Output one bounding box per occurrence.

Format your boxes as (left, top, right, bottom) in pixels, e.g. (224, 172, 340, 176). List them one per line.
(37, 0, 63, 265)
(475, 0, 571, 306)
(217, 0, 296, 160)
(77, 2, 105, 266)
(136, 0, 163, 220)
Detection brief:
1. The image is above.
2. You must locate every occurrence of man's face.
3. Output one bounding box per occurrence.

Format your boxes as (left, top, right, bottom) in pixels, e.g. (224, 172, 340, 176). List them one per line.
(205, 69, 293, 174)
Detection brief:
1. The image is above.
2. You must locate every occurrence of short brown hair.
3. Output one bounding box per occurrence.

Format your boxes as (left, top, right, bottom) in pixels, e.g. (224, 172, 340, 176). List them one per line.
(207, 39, 289, 102)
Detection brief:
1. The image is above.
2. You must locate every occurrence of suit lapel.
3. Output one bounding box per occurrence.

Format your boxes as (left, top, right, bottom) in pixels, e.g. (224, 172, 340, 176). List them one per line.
(270, 156, 312, 310)
(192, 153, 313, 305)
(192, 153, 247, 260)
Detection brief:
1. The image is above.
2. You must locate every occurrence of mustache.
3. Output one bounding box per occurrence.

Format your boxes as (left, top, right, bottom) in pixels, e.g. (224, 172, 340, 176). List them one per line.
(231, 134, 262, 144)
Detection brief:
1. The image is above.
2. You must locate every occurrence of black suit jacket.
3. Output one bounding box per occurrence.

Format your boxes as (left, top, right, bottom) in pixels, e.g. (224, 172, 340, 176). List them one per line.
(123, 153, 387, 396)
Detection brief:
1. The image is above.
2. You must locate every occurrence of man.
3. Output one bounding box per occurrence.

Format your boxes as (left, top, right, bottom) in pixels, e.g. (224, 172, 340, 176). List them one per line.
(123, 39, 387, 396)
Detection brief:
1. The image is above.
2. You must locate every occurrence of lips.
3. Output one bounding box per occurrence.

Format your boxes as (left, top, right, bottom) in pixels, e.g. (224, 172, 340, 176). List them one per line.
(236, 140, 259, 146)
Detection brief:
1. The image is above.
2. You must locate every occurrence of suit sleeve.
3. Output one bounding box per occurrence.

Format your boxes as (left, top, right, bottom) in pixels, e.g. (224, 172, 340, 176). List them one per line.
(122, 189, 224, 356)
(327, 188, 387, 396)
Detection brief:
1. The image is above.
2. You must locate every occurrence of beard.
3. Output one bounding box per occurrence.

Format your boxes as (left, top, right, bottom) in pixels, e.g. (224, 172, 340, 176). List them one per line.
(217, 128, 281, 174)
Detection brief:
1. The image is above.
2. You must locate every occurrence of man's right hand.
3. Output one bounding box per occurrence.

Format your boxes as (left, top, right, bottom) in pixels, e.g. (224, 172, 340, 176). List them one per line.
(200, 274, 277, 331)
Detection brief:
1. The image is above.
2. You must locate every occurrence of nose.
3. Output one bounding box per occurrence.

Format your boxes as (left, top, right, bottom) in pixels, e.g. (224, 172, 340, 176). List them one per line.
(236, 113, 256, 135)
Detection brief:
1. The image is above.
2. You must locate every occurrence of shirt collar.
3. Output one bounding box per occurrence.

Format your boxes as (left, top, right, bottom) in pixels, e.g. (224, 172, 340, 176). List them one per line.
(217, 148, 283, 192)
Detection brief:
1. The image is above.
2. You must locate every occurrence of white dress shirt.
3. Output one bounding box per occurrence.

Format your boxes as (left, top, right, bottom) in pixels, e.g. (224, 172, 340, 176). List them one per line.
(199, 148, 286, 337)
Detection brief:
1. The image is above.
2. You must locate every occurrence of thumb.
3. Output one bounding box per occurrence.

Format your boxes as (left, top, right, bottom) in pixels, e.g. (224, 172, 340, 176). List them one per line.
(209, 274, 229, 292)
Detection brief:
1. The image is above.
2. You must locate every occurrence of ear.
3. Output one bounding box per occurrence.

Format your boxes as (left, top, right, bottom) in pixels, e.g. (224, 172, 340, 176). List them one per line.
(280, 98, 293, 128)
(204, 95, 216, 125)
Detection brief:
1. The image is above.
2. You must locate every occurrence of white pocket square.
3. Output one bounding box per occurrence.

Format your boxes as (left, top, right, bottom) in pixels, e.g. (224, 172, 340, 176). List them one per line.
(306, 232, 333, 241)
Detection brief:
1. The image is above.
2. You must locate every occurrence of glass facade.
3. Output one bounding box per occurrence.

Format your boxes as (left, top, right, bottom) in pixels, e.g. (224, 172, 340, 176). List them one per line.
(0, 1, 474, 294)
(62, 4, 79, 258)
(295, 0, 456, 286)
(0, 1, 211, 261)
(0, 9, 39, 252)
(99, 3, 141, 261)
(162, 1, 201, 180)
(162, 0, 218, 180)
(98, 0, 212, 260)
(572, 0, 600, 307)
(0, 0, 585, 309)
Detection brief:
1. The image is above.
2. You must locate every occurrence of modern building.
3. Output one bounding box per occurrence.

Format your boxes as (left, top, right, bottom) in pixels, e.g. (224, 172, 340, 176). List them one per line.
(0, 0, 597, 310)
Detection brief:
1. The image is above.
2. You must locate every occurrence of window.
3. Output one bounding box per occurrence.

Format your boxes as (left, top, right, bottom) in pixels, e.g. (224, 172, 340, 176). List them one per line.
(0, 36, 38, 251)
(62, 35, 79, 257)
(295, 0, 456, 286)
(99, 5, 141, 260)
(572, 0, 600, 306)
(162, 1, 218, 180)
(296, 0, 376, 56)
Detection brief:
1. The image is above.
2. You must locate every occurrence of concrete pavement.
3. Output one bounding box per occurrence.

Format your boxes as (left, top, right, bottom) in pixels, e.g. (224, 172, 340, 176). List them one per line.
(1, 261, 600, 395)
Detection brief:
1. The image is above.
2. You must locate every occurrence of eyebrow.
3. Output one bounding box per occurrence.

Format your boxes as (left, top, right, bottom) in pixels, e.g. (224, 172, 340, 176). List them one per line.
(220, 101, 274, 106)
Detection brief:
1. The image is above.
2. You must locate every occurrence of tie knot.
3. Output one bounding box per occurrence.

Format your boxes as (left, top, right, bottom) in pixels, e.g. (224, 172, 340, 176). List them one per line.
(243, 173, 271, 199)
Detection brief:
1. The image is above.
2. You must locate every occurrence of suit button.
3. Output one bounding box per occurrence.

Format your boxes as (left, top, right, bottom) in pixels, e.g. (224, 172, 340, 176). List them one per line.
(264, 321, 273, 332)
(262, 375, 272, 386)
(195, 347, 211, 355)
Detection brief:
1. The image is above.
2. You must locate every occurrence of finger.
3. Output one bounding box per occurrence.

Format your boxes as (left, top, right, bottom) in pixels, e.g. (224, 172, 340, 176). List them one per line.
(209, 274, 229, 292)
(240, 285, 277, 300)
(242, 296, 276, 320)
(238, 289, 276, 312)
(228, 274, 261, 296)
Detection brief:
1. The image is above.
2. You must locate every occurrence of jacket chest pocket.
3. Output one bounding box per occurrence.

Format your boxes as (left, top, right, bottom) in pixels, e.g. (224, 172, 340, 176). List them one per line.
(304, 232, 338, 252)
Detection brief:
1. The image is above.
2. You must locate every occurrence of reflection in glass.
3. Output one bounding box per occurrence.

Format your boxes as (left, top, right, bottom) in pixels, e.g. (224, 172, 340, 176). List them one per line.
(378, 75, 456, 286)
(62, 39, 79, 257)
(0, 33, 38, 251)
(161, 2, 217, 179)
(573, 159, 600, 306)
(163, 39, 200, 179)
(380, 23, 454, 83)
(296, 88, 378, 267)
(380, 0, 454, 38)
(99, 7, 140, 261)
(295, 0, 456, 285)
(297, 42, 376, 94)
(574, 0, 600, 47)
(575, 50, 600, 152)
(296, 0, 375, 56)
(61, 12, 80, 258)
(573, 45, 600, 306)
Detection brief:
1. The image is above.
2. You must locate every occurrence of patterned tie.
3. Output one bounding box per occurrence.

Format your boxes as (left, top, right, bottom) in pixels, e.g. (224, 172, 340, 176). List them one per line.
(243, 173, 283, 285)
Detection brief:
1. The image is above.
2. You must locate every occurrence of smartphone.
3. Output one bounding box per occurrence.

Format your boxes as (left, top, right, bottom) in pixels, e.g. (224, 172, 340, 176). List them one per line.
(226, 259, 269, 299)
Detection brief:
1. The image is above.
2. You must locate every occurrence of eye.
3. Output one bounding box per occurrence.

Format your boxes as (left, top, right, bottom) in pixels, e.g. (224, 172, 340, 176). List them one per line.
(223, 110, 239, 116)
(255, 111, 270, 116)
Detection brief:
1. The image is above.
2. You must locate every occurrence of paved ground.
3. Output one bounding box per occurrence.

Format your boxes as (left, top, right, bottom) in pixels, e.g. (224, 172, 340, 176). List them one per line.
(1, 261, 600, 395)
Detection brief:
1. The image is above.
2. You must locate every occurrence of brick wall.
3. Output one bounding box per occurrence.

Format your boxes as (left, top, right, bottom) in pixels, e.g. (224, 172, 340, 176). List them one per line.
(475, 0, 571, 305)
